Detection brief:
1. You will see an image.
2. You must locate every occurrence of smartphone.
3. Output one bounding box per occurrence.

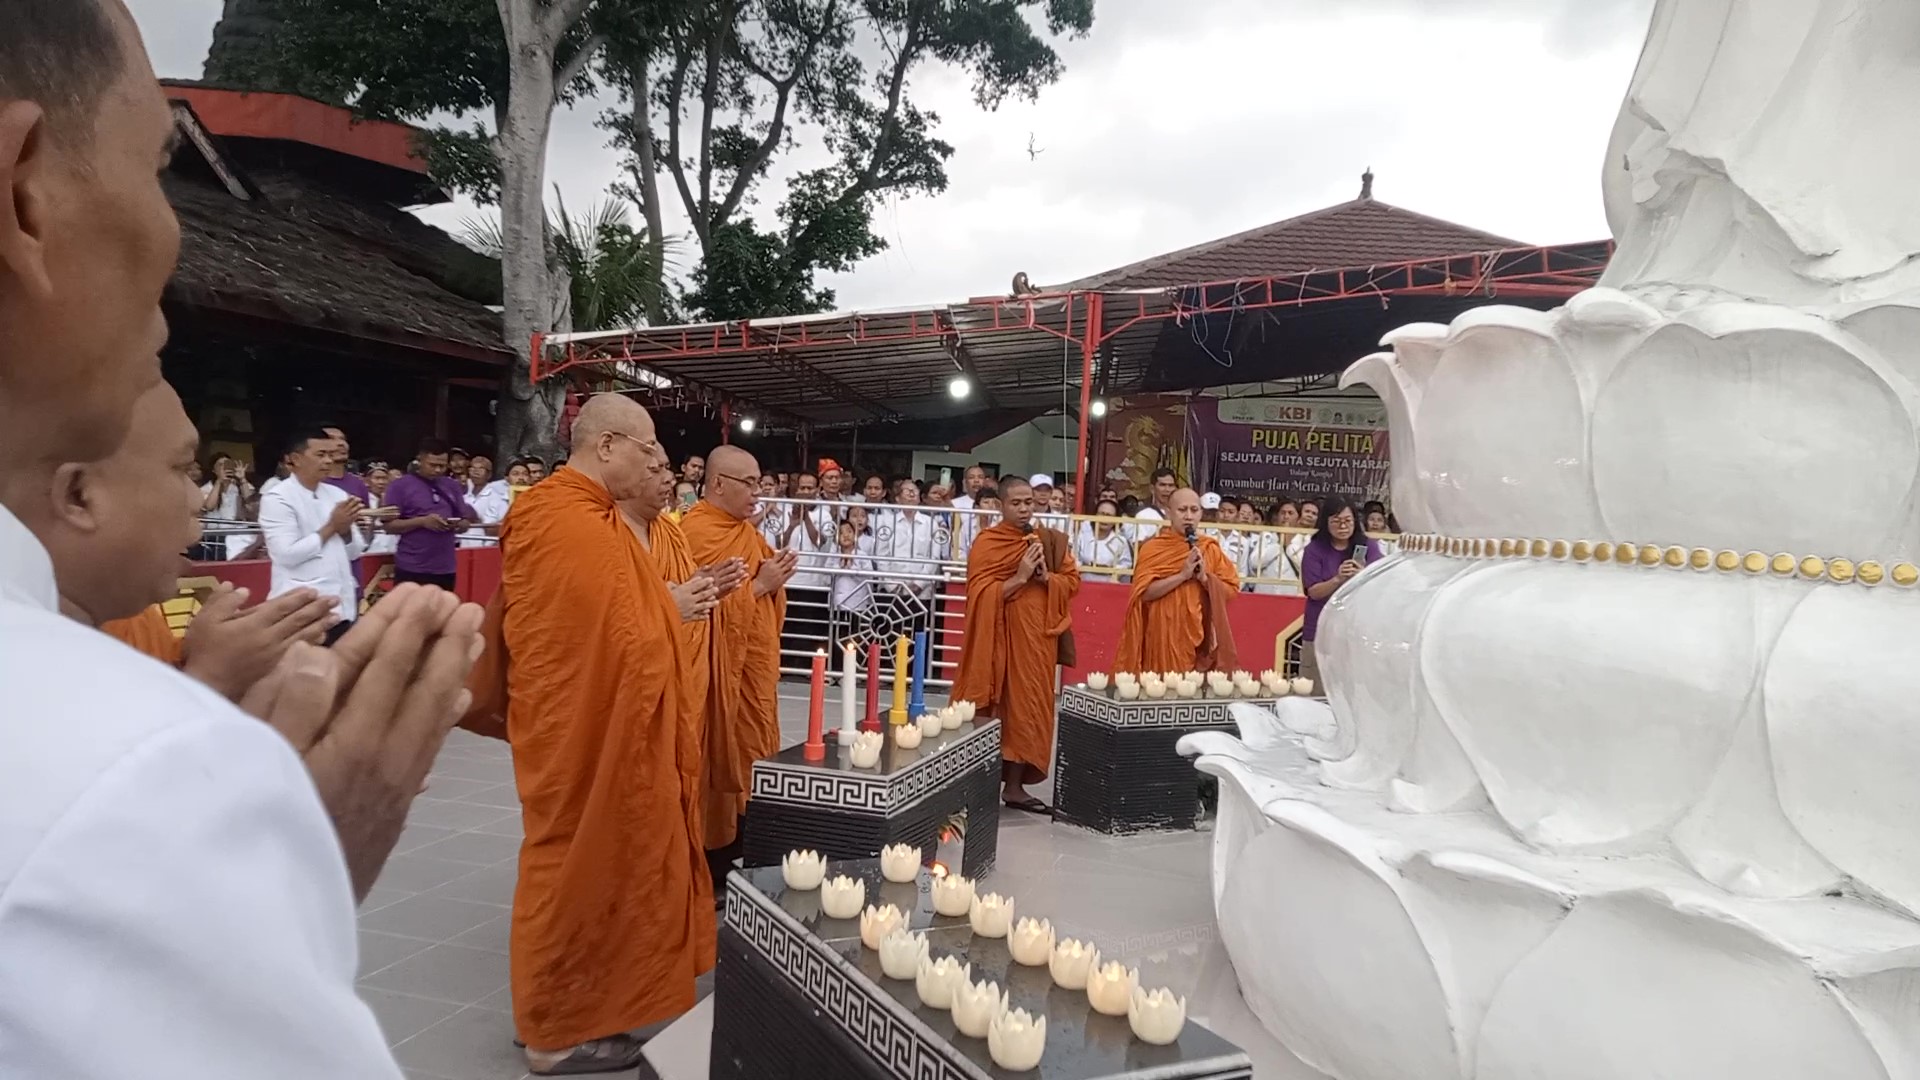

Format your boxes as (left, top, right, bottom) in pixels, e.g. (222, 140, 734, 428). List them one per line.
(1351, 544, 1368, 569)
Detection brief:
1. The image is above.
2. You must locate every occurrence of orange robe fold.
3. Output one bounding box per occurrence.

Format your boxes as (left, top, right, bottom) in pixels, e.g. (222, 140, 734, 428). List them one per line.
(1115, 532, 1240, 674)
(680, 501, 786, 850)
(954, 523, 1080, 780)
(101, 604, 182, 666)
(501, 467, 714, 1050)
(638, 512, 715, 851)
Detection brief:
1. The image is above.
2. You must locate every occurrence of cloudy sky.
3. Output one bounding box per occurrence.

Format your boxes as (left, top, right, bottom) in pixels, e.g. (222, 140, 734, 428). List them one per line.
(127, 0, 1655, 310)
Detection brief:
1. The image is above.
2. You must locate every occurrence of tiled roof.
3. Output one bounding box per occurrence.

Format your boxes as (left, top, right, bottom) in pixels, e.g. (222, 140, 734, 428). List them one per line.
(1057, 182, 1524, 291)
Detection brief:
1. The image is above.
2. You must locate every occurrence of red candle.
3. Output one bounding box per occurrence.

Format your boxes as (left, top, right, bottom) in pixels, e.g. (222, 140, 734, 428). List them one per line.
(804, 648, 827, 760)
(863, 641, 883, 732)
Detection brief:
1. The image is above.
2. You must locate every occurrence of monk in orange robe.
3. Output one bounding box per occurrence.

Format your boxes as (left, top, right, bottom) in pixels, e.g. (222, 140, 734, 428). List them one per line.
(680, 445, 797, 886)
(501, 395, 713, 1075)
(36, 381, 332, 691)
(1116, 488, 1240, 673)
(954, 476, 1080, 813)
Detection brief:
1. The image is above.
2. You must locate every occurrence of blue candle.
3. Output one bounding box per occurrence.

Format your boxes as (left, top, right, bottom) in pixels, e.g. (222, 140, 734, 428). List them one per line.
(909, 630, 929, 718)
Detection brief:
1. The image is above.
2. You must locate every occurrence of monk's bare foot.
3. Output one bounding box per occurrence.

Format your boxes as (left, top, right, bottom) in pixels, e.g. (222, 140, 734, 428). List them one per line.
(525, 1033, 651, 1075)
(1003, 785, 1051, 815)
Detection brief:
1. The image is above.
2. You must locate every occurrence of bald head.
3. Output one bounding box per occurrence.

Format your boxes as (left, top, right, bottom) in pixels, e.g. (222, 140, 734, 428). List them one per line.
(618, 441, 675, 522)
(1168, 487, 1203, 531)
(567, 393, 658, 499)
(705, 445, 762, 521)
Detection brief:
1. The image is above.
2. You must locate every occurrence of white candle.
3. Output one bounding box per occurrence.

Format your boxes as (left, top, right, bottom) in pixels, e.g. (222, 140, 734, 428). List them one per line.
(840, 641, 859, 738)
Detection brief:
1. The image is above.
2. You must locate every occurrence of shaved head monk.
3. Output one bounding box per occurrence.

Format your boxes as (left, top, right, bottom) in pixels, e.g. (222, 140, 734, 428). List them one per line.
(682, 444, 799, 889)
(36, 380, 335, 692)
(500, 393, 714, 1074)
(953, 475, 1081, 812)
(1115, 488, 1241, 673)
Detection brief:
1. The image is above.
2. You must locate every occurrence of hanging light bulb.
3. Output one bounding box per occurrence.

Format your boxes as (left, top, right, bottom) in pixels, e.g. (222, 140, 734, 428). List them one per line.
(949, 376, 972, 400)
(738, 416, 756, 433)
(1089, 399, 1109, 418)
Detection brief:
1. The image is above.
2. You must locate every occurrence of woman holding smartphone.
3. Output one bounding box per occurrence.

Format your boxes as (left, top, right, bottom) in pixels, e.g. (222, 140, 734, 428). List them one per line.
(1298, 498, 1382, 687)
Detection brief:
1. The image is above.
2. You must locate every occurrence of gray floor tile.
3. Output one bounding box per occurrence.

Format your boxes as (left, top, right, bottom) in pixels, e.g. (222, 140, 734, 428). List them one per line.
(415, 775, 500, 803)
(426, 756, 518, 785)
(361, 894, 508, 941)
(392, 822, 458, 856)
(361, 943, 512, 1005)
(453, 782, 522, 809)
(411, 830, 523, 866)
(428, 860, 520, 907)
(406, 797, 521, 831)
(375, 854, 495, 894)
(473, 814, 526, 839)
(359, 929, 436, 978)
(447, 914, 511, 955)
(358, 885, 418, 914)
(391, 1005, 527, 1080)
(360, 986, 464, 1045)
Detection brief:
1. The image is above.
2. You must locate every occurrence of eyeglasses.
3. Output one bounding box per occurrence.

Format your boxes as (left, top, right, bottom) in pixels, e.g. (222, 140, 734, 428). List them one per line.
(718, 471, 761, 487)
(607, 431, 661, 453)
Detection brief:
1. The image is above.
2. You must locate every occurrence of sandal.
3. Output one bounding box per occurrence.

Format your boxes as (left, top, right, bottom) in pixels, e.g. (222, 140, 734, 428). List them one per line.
(525, 1033, 652, 1075)
(1003, 795, 1052, 815)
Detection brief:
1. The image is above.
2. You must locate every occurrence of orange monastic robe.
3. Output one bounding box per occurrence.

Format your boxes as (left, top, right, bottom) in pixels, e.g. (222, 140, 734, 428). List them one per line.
(954, 522, 1080, 780)
(642, 512, 716, 847)
(100, 604, 182, 666)
(501, 467, 714, 1050)
(680, 501, 786, 850)
(1115, 531, 1240, 674)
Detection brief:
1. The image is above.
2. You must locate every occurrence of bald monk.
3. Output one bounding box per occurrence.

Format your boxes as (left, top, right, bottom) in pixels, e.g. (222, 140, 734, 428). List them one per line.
(38, 381, 334, 694)
(1115, 488, 1241, 673)
(501, 394, 713, 1075)
(953, 476, 1080, 813)
(681, 445, 798, 887)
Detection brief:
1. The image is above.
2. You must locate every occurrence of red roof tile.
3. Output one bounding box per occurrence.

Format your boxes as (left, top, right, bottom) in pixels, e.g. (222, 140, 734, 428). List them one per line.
(1057, 183, 1524, 291)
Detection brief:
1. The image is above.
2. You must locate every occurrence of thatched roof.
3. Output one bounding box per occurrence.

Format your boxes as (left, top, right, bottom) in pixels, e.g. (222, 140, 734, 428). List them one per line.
(163, 103, 507, 362)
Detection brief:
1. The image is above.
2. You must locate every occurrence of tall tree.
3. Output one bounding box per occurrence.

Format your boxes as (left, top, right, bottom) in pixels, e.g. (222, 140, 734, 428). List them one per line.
(204, 0, 607, 461)
(600, 0, 1095, 320)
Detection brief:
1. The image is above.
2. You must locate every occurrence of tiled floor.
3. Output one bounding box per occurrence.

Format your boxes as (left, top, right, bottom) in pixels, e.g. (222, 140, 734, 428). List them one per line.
(361, 686, 1323, 1080)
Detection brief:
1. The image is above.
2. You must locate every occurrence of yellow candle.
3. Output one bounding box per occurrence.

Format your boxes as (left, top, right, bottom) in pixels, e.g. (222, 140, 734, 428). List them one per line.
(890, 634, 910, 725)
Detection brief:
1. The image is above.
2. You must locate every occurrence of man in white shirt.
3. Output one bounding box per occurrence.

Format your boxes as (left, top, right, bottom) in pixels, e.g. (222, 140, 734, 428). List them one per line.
(1, 9, 482, 1077)
(259, 429, 369, 645)
(1030, 473, 1070, 534)
(1132, 467, 1178, 541)
(781, 471, 838, 656)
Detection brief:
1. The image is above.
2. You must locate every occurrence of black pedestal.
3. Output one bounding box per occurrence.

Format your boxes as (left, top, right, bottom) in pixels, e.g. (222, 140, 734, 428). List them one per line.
(1052, 686, 1274, 835)
(710, 859, 1252, 1080)
(742, 720, 1002, 879)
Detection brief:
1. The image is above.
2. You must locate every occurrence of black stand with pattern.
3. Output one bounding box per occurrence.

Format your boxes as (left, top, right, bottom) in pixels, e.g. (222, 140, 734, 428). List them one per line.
(1052, 686, 1265, 835)
(741, 720, 1002, 879)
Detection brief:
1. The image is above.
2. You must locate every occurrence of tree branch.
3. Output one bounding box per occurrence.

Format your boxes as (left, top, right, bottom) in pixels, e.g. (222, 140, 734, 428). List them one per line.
(663, 45, 703, 246)
(710, 1, 839, 229)
(552, 31, 606, 101)
(693, 2, 734, 229)
(541, 0, 598, 42)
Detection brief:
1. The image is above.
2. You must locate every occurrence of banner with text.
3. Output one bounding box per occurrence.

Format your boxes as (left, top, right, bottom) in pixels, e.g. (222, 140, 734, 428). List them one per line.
(1186, 397, 1390, 503)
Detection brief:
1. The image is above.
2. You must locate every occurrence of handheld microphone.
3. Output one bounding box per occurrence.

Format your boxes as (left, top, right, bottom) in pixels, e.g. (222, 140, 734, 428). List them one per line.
(1183, 524, 1197, 549)
(1020, 520, 1035, 535)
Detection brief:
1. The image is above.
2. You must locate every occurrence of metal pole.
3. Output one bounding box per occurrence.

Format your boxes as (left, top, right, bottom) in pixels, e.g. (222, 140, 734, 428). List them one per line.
(1071, 291, 1102, 513)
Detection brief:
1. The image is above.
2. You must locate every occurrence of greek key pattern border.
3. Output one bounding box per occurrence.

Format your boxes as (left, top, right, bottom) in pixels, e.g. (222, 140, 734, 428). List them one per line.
(751, 721, 1002, 814)
(1060, 686, 1270, 730)
(726, 885, 983, 1080)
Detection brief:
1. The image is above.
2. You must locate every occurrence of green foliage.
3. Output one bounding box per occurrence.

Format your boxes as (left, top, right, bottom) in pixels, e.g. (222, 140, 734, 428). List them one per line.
(462, 193, 679, 330)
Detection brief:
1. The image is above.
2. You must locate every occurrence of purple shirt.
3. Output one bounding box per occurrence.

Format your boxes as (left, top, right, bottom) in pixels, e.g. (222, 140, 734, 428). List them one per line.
(323, 473, 371, 503)
(385, 473, 472, 575)
(1301, 535, 1384, 641)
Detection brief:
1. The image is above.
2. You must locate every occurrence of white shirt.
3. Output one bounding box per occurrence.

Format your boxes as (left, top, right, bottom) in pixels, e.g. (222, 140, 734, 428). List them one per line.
(258, 478, 368, 622)
(1075, 528, 1133, 583)
(756, 502, 789, 553)
(830, 535, 876, 611)
(0, 506, 400, 1080)
(1132, 505, 1165, 542)
(785, 502, 840, 590)
(198, 477, 251, 521)
(460, 479, 512, 549)
(874, 508, 937, 594)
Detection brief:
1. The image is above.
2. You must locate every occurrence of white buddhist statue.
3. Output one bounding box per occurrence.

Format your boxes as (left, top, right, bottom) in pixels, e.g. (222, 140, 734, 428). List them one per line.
(1182, 1, 1920, 1077)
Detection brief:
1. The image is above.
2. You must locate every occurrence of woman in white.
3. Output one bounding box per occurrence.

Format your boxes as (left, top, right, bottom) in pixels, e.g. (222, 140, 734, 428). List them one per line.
(829, 517, 876, 617)
(875, 479, 938, 611)
(199, 452, 255, 521)
(1075, 498, 1134, 582)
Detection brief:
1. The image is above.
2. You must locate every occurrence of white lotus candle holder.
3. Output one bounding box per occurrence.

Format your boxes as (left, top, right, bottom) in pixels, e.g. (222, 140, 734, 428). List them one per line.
(914, 954, 969, 1010)
(820, 875, 866, 919)
(1117, 682, 1141, 701)
(988, 1007, 1046, 1072)
(878, 928, 929, 980)
(1175, 679, 1199, 699)
(894, 722, 924, 750)
(781, 849, 826, 890)
(849, 730, 883, 768)
(1049, 937, 1095, 989)
(880, 842, 920, 883)
(951, 975, 1008, 1039)
(1086, 953, 1138, 1017)
(1127, 986, 1187, 1045)
(1231, 669, 1252, 684)
(860, 903, 905, 949)
(952, 700, 977, 723)
(1008, 917, 1054, 966)
(1144, 681, 1169, 700)
(1162, 671, 1184, 685)
(932, 872, 975, 917)
(968, 892, 1015, 938)
(1272, 677, 1293, 697)
(1114, 671, 1138, 686)
(1086, 671, 1110, 691)
(1185, 669, 1202, 684)
(1290, 675, 1314, 696)
(1206, 673, 1231, 696)
(917, 712, 944, 738)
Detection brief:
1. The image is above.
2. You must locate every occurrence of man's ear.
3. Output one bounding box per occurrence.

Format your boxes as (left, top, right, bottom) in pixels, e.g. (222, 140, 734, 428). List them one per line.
(0, 100, 55, 300)
(49, 461, 101, 534)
